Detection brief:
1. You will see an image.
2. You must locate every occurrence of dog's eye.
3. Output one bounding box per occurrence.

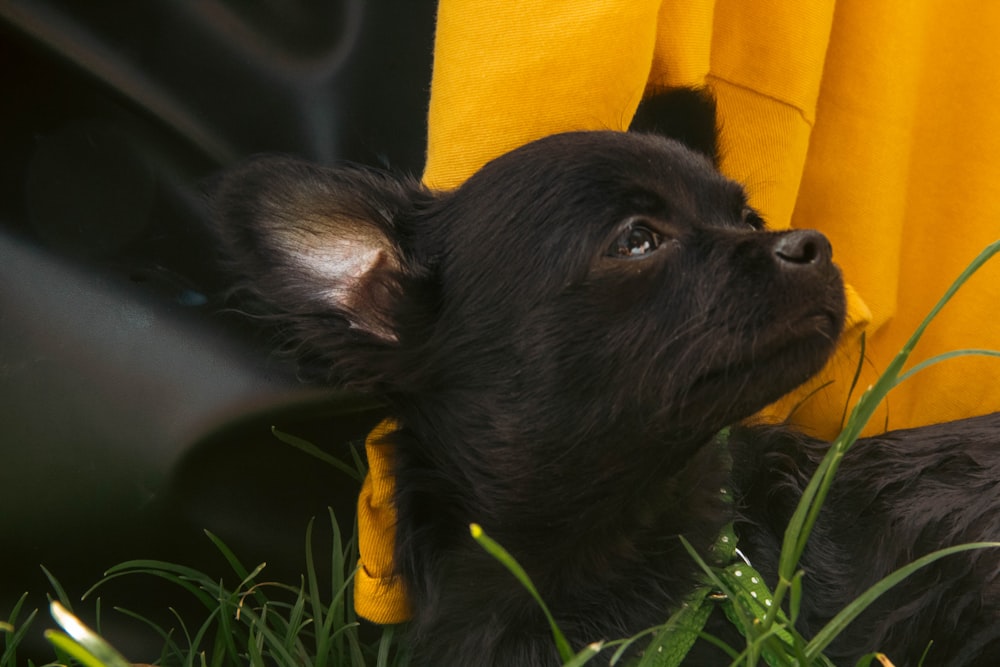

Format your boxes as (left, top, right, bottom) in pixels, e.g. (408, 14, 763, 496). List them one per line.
(609, 221, 662, 258)
(742, 206, 765, 230)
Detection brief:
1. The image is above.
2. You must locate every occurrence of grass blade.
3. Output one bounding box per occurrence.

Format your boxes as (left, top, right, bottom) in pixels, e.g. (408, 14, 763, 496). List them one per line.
(314, 510, 339, 666)
(376, 623, 396, 667)
(470, 523, 575, 662)
(1, 600, 38, 667)
(213, 578, 244, 663)
(3, 592, 29, 629)
(111, 605, 185, 662)
(193, 607, 228, 667)
(605, 626, 661, 665)
(47, 601, 131, 667)
(88, 567, 218, 611)
(839, 332, 867, 431)
(204, 530, 252, 581)
(40, 566, 73, 611)
(272, 427, 364, 482)
(562, 642, 604, 666)
(896, 349, 1000, 385)
(806, 542, 1000, 659)
(303, 517, 326, 635)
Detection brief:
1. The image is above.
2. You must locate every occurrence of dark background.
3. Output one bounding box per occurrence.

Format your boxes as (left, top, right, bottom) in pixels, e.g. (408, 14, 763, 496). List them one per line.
(0, 1, 436, 659)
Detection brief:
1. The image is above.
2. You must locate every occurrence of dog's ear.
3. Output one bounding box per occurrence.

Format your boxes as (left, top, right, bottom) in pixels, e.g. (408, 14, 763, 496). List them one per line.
(211, 157, 427, 381)
(629, 87, 719, 165)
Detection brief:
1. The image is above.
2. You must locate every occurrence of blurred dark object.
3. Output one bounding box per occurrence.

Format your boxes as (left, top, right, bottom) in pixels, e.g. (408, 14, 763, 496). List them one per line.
(0, 0, 434, 659)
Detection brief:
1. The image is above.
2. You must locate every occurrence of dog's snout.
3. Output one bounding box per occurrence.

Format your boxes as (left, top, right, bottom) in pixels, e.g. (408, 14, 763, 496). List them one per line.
(773, 230, 831, 267)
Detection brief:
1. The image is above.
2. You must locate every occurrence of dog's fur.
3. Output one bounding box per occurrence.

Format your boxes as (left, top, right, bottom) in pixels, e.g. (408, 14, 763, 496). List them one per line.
(212, 90, 1000, 665)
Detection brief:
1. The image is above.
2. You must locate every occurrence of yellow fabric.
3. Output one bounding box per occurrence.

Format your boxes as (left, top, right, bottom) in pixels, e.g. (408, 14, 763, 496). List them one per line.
(356, 0, 1000, 623)
(354, 419, 411, 624)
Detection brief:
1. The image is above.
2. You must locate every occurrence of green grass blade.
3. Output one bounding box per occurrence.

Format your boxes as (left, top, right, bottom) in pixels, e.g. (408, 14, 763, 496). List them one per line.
(48, 601, 131, 667)
(376, 623, 396, 667)
(93, 597, 103, 636)
(272, 427, 364, 482)
(319, 580, 356, 666)
(89, 568, 219, 612)
(349, 442, 368, 477)
(677, 537, 753, 656)
(320, 520, 362, 665)
(345, 623, 367, 667)
(303, 517, 326, 634)
(605, 626, 660, 665)
(778, 451, 838, 581)
(917, 640, 935, 666)
(3, 592, 29, 628)
(96, 558, 219, 585)
(561, 642, 604, 666)
(212, 579, 244, 663)
(162, 606, 196, 664)
(40, 566, 73, 612)
(111, 605, 185, 662)
(904, 240, 1000, 344)
(788, 570, 803, 625)
(312, 510, 339, 666)
(244, 606, 302, 667)
(896, 349, 1000, 385)
(204, 530, 252, 581)
(1, 601, 38, 667)
(470, 523, 575, 662)
(282, 580, 310, 658)
(329, 507, 349, 605)
(45, 630, 102, 667)
(203, 608, 234, 667)
(634, 599, 712, 667)
(806, 542, 1000, 659)
(245, 620, 266, 667)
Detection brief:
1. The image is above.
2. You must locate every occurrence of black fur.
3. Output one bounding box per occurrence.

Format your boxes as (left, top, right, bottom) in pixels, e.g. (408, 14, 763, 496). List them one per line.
(211, 91, 1000, 665)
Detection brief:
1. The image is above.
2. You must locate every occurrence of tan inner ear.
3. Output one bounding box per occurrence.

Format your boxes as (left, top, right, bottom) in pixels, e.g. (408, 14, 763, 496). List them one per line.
(280, 222, 401, 342)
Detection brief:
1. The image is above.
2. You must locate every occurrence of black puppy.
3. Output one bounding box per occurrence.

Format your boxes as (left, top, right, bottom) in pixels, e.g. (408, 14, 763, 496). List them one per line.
(212, 92, 1000, 665)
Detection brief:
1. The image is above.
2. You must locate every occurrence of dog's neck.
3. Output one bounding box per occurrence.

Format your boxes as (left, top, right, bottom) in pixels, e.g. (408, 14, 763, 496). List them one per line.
(395, 400, 734, 600)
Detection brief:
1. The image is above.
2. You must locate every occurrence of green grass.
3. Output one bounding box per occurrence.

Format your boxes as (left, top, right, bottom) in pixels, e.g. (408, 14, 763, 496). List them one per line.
(2, 507, 409, 667)
(3, 240, 1000, 666)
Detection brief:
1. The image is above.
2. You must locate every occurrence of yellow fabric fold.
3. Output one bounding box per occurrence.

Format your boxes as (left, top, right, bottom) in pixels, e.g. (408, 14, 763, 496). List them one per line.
(353, 419, 410, 624)
(425, 1, 663, 191)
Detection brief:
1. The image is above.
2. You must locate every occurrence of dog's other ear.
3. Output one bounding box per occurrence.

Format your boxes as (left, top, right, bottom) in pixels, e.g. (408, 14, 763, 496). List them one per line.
(630, 87, 719, 165)
(211, 157, 425, 371)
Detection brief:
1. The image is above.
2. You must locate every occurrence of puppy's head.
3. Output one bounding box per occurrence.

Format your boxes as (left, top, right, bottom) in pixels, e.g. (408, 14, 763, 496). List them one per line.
(212, 131, 845, 449)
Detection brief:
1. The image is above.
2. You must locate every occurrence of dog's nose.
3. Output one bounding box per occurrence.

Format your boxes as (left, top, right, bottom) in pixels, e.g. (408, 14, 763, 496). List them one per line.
(773, 230, 832, 267)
